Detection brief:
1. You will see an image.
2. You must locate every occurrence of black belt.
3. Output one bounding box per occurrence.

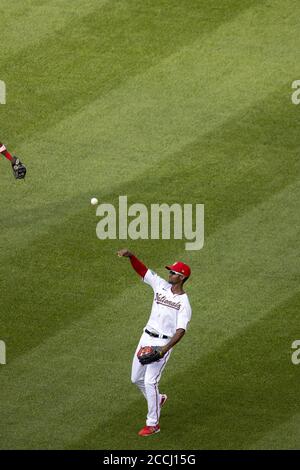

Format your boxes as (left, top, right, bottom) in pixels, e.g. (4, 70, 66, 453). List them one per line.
(145, 329, 169, 339)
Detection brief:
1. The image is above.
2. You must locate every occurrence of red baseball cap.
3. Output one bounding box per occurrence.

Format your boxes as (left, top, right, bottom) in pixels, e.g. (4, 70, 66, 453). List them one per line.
(165, 261, 191, 278)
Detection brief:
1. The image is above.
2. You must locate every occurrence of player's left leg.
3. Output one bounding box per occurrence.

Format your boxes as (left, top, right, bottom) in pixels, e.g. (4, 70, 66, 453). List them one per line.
(144, 350, 172, 427)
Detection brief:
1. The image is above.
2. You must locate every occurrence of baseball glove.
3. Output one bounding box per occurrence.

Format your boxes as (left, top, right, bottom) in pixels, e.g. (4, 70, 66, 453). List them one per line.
(137, 346, 165, 365)
(12, 157, 26, 179)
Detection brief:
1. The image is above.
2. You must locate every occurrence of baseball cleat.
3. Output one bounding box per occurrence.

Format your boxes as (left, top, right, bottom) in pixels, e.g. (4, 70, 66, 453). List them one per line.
(160, 394, 168, 408)
(138, 425, 160, 436)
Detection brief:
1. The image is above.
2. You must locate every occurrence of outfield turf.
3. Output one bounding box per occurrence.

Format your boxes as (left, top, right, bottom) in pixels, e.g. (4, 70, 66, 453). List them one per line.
(1, 0, 300, 450)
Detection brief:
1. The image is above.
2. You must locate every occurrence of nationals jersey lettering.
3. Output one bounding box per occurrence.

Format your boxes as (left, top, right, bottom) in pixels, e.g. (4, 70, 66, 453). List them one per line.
(143, 269, 192, 338)
(155, 293, 181, 310)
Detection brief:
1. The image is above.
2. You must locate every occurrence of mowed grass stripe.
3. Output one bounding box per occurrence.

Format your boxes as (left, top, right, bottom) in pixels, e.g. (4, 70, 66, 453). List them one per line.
(1, 82, 298, 362)
(1, 0, 298, 211)
(1, 78, 299, 248)
(0, 0, 260, 143)
(1, 0, 109, 58)
(1, 78, 299, 360)
(1, 177, 299, 449)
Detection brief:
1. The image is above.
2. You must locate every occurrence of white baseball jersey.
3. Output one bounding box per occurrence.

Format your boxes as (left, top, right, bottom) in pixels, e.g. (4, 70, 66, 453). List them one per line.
(143, 269, 192, 338)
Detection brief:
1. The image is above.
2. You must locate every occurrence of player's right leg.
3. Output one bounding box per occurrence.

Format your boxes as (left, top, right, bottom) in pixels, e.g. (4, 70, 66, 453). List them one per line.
(131, 335, 147, 399)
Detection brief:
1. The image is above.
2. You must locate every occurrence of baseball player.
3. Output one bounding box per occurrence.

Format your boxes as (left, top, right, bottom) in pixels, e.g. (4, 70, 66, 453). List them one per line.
(117, 248, 192, 436)
(0, 142, 26, 179)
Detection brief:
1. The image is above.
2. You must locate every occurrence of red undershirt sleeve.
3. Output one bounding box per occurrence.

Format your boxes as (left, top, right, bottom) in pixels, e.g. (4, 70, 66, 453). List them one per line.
(129, 255, 148, 278)
(0, 144, 13, 161)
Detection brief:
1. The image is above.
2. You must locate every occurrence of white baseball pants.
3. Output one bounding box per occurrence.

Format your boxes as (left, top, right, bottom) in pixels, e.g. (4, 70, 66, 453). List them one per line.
(131, 331, 172, 427)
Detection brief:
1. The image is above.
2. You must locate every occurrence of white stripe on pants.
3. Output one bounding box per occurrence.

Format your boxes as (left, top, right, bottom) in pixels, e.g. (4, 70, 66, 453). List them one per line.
(131, 331, 172, 426)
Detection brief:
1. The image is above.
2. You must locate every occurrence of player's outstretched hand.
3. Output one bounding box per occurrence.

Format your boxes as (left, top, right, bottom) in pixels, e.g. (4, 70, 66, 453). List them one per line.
(117, 248, 132, 257)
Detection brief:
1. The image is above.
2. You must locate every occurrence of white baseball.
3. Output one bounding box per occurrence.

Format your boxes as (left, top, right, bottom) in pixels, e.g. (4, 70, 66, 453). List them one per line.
(91, 197, 98, 205)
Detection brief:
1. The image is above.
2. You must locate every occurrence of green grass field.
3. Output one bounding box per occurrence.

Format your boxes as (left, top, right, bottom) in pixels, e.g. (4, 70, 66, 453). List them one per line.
(1, 0, 300, 450)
